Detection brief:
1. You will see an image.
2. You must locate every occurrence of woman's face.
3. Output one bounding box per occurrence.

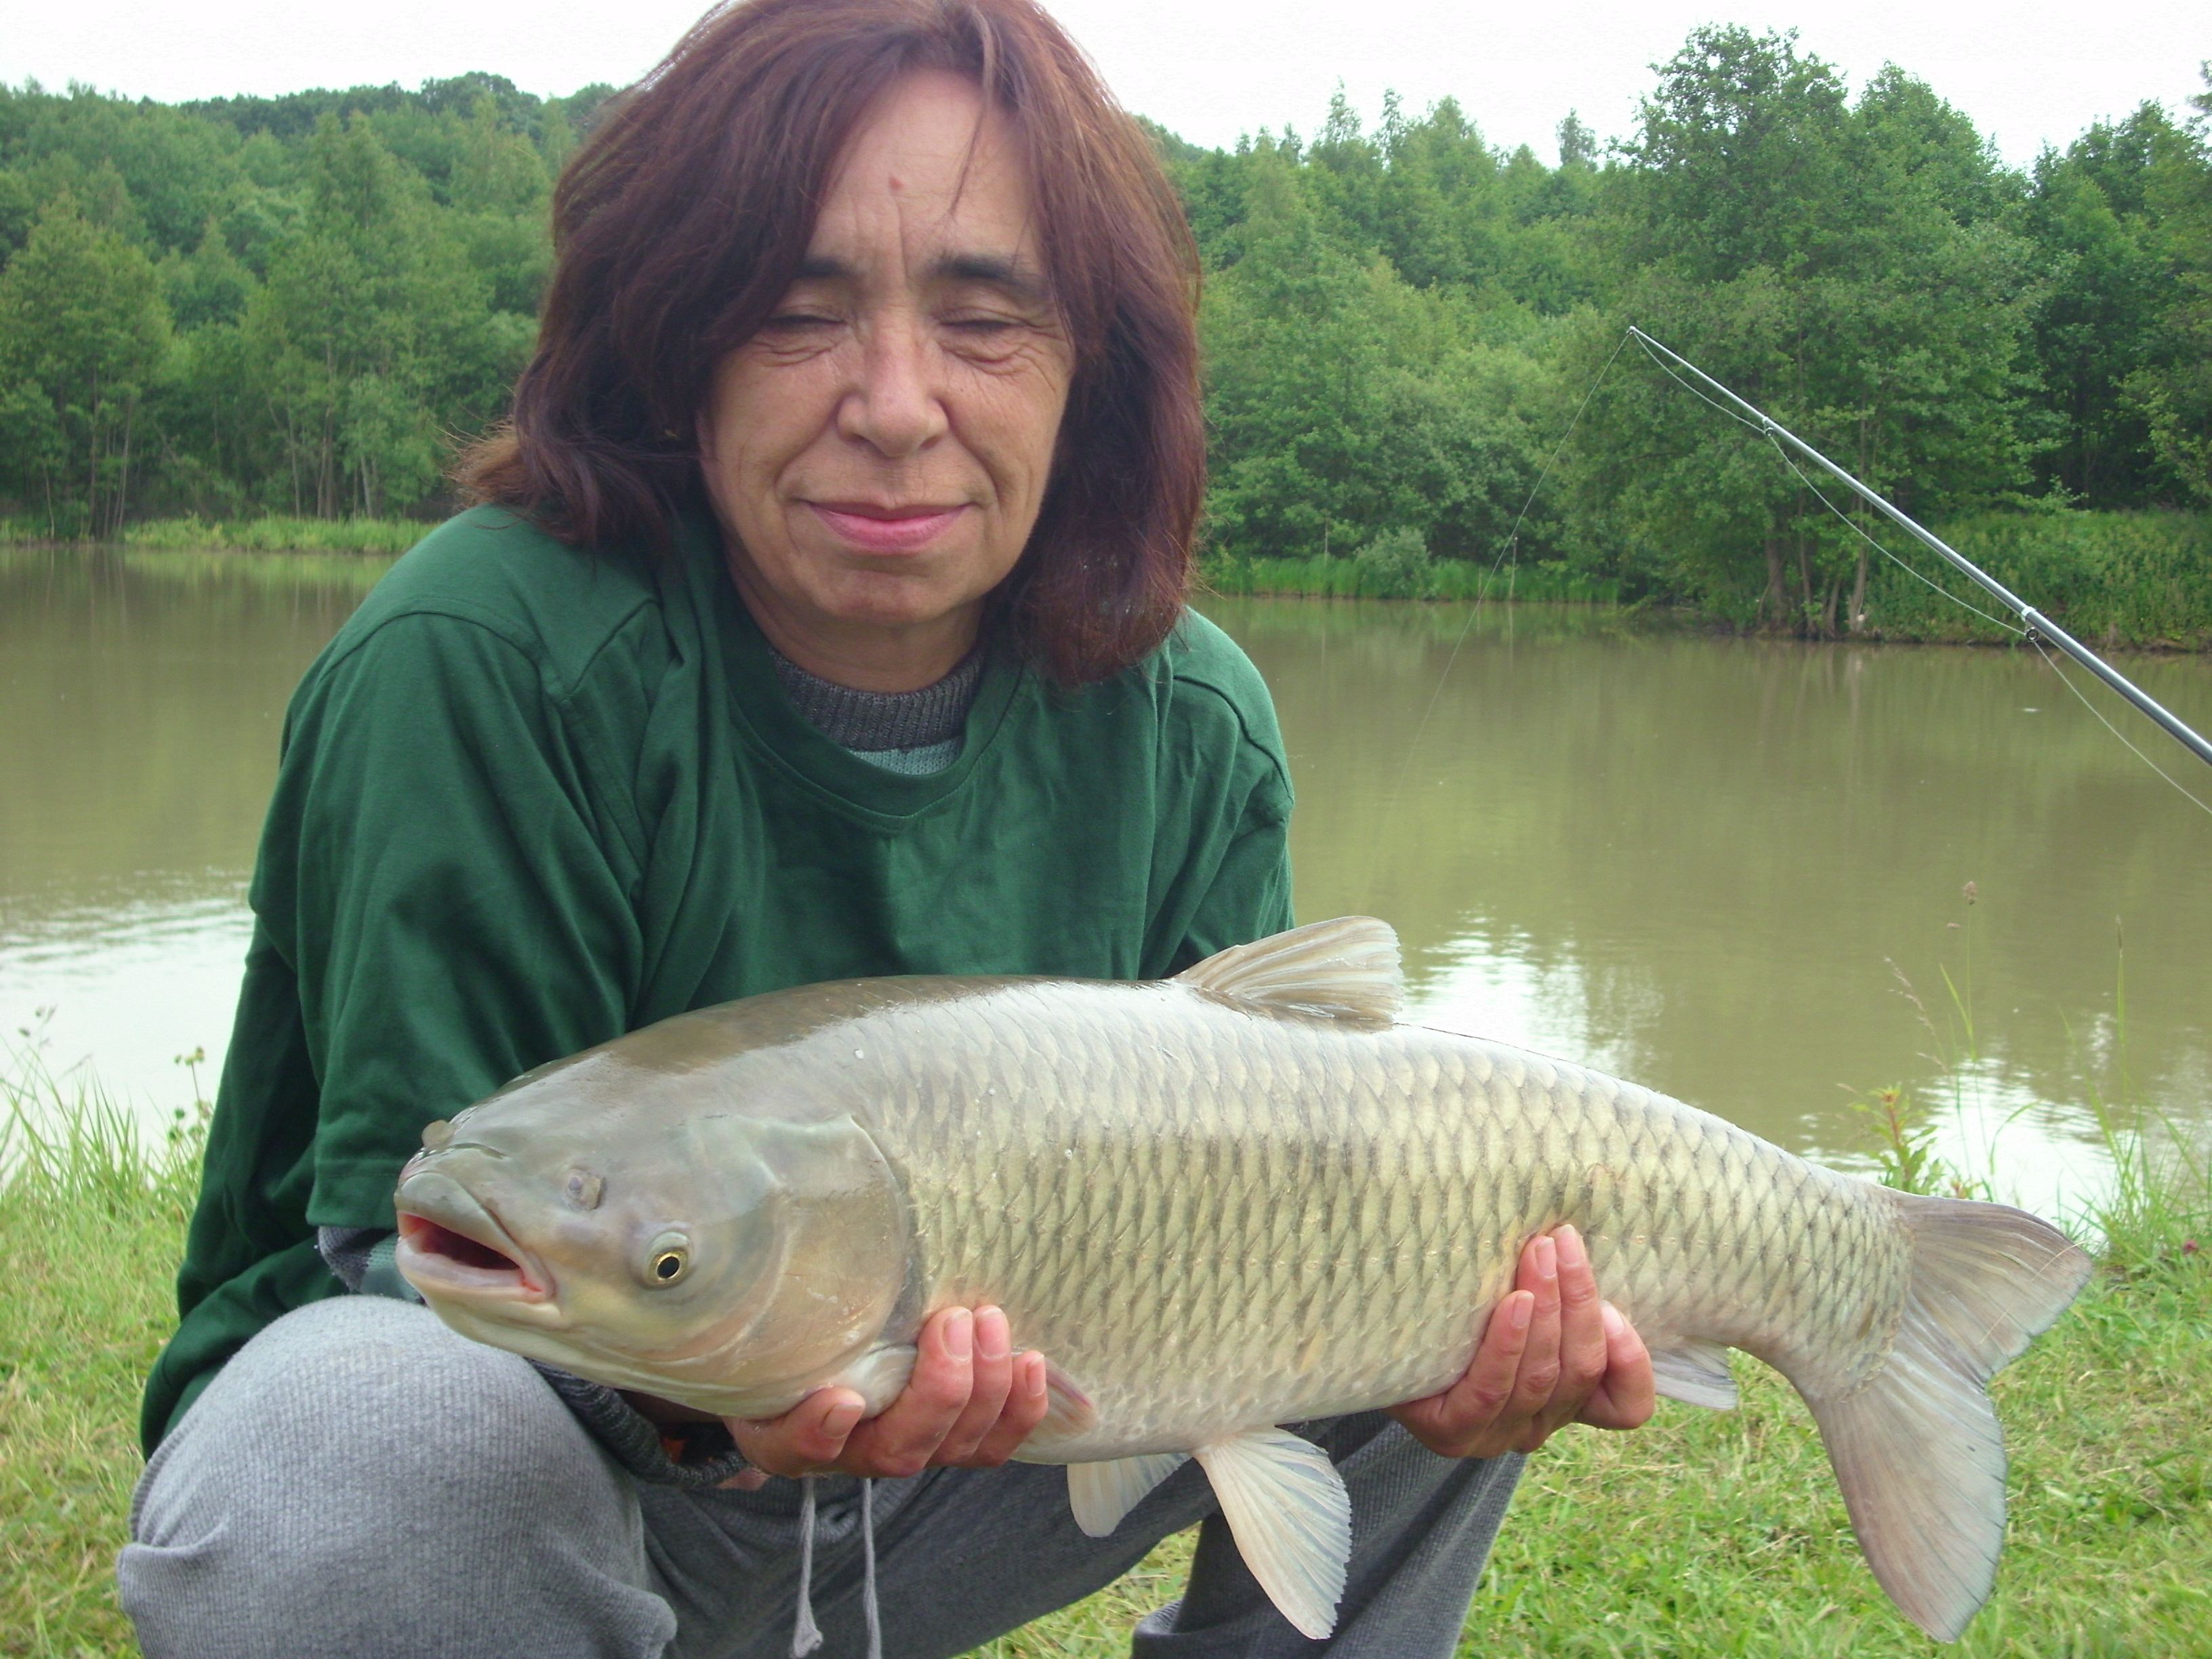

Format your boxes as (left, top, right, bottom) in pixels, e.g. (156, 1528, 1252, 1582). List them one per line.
(699, 70, 1073, 689)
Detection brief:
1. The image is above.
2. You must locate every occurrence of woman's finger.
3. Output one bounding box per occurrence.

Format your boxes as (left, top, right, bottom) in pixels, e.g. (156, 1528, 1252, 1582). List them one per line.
(966, 1349, 1052, 1466)
(1391, 1284, 1534, 1455)
(935, 1306, 1016, 1464)
(1529, 1224, 1611, 1439)
(1576, 1301, 1658, 1431)
(726, 1386, 866, 1477)
(842, 1306, 975, 1478)
(1504, 1233, 1563, 1426)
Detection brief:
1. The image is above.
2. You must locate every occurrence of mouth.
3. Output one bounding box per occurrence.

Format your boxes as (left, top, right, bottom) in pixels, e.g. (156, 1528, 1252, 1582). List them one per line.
(394, 1175, 552, 1303)
(807, 501, 967, 554)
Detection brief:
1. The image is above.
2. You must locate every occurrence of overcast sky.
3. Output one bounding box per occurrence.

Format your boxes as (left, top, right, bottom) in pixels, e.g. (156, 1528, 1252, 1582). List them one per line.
(4, 0, 2205, 167)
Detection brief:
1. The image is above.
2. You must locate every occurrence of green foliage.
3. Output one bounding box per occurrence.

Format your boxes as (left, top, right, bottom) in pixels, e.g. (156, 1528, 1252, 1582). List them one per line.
(1, 41, 2209, 623)
(1565, 29, 2042, 632)
(0, 195, 170, 537)
(1351, 525, 1439, 598)
(0, 77, 560, 531)
(119, 513, 425, 554)
(1200, 554, 1620, 603)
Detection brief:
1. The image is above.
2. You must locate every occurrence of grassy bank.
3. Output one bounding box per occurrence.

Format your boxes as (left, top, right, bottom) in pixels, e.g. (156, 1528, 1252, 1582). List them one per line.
(1202, 510, 2212, 650)
(0, 516, 432, 556)
(3, 1084, 2205, 1658)
(1202, 555, 1624, 605)
(1859, 510, 2212, 649)
(1, 1086, 199, 1655)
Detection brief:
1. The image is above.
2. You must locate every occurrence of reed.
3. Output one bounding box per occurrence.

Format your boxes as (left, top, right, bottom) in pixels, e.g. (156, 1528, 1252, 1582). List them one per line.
(1201, 555, 1624, 606)
(118, 516, 430, 556)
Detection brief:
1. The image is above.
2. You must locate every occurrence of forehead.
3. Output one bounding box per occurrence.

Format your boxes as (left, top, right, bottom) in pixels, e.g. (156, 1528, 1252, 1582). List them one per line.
(808, 69, 1040, 260)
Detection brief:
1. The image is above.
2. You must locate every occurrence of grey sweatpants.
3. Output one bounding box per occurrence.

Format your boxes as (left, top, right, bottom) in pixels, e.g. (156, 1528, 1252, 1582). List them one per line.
(121, 1296, 1523, 1658)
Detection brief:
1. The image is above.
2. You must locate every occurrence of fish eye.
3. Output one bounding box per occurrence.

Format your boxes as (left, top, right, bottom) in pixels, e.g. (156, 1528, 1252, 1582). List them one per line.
(643, 1231, 691, 1288)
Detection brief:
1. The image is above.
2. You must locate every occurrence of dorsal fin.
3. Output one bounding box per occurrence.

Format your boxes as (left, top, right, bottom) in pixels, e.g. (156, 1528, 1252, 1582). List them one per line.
(1172, 917, 1402, 1027)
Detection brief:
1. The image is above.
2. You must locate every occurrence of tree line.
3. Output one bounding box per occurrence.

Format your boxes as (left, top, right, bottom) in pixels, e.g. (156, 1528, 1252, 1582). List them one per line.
(2, 30, 2209, 628)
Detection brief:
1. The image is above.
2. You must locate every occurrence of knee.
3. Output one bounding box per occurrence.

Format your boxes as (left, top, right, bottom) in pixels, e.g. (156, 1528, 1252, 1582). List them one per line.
(152, 1294, 594, 1506)
(121, 1296, 664, 1658)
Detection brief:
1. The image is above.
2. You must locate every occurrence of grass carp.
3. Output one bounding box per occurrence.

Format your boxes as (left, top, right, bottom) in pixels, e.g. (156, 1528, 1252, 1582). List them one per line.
(394, 916, 2091, 1642)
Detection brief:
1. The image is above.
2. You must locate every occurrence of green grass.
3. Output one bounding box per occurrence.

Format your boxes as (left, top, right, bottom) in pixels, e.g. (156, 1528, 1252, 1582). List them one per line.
(1860, 510, 2212, 649)
(3, 1069, 2205, 1658)
(1200, 555, 1624, 605)
(117, 516, 430, 556)
(1, 1076, 201, 1658)
(0, 514, 432, 556)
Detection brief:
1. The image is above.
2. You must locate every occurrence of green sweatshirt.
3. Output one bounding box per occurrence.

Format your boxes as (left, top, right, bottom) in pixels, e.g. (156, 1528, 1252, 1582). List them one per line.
(144, 508, 1296, 1450)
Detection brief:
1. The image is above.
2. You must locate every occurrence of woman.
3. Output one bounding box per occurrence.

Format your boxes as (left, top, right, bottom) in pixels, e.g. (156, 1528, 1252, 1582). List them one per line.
(121, 2, 1651, 1654)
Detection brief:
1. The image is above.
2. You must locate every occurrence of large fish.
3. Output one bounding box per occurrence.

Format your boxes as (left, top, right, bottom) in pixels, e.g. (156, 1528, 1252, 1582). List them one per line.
(394, 917, 2091, 1642)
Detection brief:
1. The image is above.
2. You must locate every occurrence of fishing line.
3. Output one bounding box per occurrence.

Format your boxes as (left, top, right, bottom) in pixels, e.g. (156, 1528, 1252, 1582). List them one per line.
(2030, 640, 2212, 819)
(1631, 333, 2027, 636)
(1762, 438, 2026, 638)
(1628, 325, 2212, 791)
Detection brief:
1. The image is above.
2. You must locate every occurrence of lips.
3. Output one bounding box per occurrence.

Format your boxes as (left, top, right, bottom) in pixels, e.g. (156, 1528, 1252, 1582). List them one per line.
(809, 503, 966, 554)
(394, 1168, 550, 1301)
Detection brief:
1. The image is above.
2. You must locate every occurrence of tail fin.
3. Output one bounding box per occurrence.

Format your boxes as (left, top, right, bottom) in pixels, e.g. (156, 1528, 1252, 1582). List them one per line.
(1805, 1195, 2091, 1641)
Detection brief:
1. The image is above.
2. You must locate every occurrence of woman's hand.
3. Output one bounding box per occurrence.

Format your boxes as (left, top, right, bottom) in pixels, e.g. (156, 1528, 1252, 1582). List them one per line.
(1389, 1224, 1656, 1460)
(719, 1305, 1049, 1488)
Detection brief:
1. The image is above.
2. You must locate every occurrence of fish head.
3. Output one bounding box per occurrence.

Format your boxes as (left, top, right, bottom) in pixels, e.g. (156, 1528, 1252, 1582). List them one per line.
(394, 1038, 911, 1417)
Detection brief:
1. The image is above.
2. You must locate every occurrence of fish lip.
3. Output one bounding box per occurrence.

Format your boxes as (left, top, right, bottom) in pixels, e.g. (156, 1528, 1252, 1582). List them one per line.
(393, 1168, 555, 1305)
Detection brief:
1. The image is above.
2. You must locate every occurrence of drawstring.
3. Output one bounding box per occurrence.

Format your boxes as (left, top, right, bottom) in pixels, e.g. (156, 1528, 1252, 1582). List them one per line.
(789, 1475, 884, 1659)
(791, 1477, 823, 1656)
(861, 1477, 882, 1659)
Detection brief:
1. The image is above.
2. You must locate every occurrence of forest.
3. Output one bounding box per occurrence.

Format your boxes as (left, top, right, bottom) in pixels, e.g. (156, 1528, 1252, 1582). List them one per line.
(2, 26, 2209, 631)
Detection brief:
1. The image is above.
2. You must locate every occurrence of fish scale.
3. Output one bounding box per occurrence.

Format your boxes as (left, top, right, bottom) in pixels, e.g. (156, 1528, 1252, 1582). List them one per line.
(856, 981, 1876, 1454)
(396, 916, 2093, 1643)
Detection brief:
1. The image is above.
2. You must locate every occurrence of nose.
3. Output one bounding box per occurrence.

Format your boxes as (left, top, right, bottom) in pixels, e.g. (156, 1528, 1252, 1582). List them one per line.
(837, 308, 948, 460)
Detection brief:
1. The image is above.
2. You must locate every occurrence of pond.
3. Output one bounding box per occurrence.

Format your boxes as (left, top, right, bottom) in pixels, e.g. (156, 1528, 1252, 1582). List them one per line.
(5, 548, 2208, 1221)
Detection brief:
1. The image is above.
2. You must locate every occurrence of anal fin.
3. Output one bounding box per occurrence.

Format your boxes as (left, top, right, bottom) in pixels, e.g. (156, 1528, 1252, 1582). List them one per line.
(1649, 1338, 1738, 1410)
(1067, 1452, 1191, 1537)
(1192, 1428, 1351, 1640)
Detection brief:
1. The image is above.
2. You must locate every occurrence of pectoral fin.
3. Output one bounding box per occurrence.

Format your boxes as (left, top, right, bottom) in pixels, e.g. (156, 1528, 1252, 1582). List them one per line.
(1067, 1452, 1191, 1536)
(1192, 1428, 1351, 1640)
(827, 1345, 916, 1416)
(1038, 1360, 1099, 1442)
(1648, 1338, 1738, 1410)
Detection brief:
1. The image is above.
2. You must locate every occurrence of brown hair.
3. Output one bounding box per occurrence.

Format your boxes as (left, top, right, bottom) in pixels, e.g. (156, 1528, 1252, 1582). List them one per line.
(458, 0, 1202, 684)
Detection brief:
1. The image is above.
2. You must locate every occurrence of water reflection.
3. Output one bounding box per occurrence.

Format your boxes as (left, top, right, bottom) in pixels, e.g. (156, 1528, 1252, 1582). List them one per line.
(1201, 596, 2212, 1222)
(0, 548, 391, 1104)
(5, 557, 2206, 1227)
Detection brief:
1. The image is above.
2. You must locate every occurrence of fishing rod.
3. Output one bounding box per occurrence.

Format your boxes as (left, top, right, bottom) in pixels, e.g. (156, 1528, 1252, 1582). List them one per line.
(1628, 326, 2212, 773)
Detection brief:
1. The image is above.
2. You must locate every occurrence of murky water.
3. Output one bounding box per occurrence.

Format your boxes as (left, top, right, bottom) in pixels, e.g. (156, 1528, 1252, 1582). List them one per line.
(5, 550, 2207, 1218)
(1, 549, 392, 1127)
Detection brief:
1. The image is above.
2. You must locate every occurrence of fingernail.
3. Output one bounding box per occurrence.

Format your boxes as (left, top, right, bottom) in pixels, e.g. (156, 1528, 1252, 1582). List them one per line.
(1511, 1291, 1534, 1331)
(976, 1307, 1010, 1361)
(1601, 1300, 1624, 1338)
(1534, 1237, 1557, 1279)
(944, 1307, 972, 1359)
(1555, 1225, 1585, 1269)
(823, 1401, 861, 1438)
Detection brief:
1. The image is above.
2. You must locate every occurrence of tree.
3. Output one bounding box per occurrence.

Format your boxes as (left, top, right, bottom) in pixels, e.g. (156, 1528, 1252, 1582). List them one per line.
(2023, 104, 2195, 504)
(0, 195, 171, 535)
(1199, 154, 1547, 565)
(2122, 69, 2212, 505)
(1568, 29, 2036, 630)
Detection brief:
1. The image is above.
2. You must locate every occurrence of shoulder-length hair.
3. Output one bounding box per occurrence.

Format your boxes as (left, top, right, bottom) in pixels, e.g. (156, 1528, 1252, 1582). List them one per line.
(458, 0, 1203, 684)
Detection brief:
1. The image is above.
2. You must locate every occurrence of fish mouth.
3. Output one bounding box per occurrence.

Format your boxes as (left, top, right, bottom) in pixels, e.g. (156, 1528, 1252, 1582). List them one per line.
(394, 1169, 553, 1304)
